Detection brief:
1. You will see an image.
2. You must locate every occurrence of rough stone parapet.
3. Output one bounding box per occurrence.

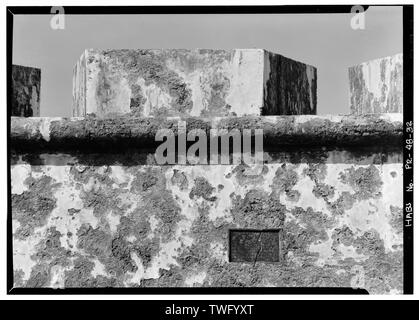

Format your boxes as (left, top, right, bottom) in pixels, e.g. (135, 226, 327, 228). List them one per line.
(10, 48, 405, 294)
(11, 114, 402, 151)
(72, 49, 317, 118)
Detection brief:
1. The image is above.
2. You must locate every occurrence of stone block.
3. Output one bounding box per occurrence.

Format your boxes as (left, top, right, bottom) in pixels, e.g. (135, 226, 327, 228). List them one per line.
(349, 53, 403, 114)
(73, 49, 317, 117)
(11, 64, 41, 117)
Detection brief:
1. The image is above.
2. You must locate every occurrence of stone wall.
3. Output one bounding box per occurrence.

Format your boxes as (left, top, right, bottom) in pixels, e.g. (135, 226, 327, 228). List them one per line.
(10, 114, 403, 293)
(10, 46, 405, 294)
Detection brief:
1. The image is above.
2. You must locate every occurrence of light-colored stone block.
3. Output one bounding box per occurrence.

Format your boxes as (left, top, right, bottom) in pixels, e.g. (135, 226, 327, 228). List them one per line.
(73, 49, 317, 117)
(349, 53, 403, 114)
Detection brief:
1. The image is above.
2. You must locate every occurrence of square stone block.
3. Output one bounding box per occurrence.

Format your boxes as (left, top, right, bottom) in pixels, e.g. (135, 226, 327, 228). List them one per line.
(349, 53, 403, 114)
(73, 49, 317, 117)
(12, 64, 41, 117)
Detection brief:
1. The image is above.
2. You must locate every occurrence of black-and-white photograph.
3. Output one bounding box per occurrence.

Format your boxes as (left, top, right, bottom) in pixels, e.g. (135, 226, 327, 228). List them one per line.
(5, 3, 414, 300)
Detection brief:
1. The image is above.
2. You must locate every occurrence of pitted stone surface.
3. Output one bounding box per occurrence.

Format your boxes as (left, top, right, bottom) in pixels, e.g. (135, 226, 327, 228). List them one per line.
(72, 49, 317, 117)
(349, 54, 403, 114)
(11, 149, 403, 293)
(10, 114, 403, 151)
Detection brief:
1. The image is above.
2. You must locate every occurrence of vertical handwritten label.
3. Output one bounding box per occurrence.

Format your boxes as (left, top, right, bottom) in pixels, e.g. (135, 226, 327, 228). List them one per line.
(405, 120, 413, 228)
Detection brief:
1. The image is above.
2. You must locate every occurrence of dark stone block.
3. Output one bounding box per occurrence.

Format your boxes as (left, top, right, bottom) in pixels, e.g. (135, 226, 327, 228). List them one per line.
(263, 52, 317, 115)
(12, 64, 41, 117)
(229, 230, 280, 262)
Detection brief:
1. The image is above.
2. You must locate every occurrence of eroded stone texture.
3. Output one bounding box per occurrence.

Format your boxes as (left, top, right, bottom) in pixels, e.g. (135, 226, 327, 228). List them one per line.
(11, 150, 403, 294)
(10, 114, 403, 151)
(12, 65, 41, 117)
(349, 54, 403, 114)
(72, 49, 316, 117)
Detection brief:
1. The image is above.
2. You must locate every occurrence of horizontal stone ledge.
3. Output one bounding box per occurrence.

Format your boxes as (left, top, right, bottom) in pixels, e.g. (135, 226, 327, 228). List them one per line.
(10, 114, 403, 151)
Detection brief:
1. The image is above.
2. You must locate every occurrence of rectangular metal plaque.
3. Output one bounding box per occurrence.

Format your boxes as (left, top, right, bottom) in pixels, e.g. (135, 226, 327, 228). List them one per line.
(229, 229, 280, 262)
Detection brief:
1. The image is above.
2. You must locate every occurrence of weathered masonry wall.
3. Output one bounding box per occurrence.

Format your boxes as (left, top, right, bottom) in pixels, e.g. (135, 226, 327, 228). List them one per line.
(11, 115, 403, 293)
(11, 64, 41, 117)
(349, 54, 403, 114)
(72, 49, 316, 118)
